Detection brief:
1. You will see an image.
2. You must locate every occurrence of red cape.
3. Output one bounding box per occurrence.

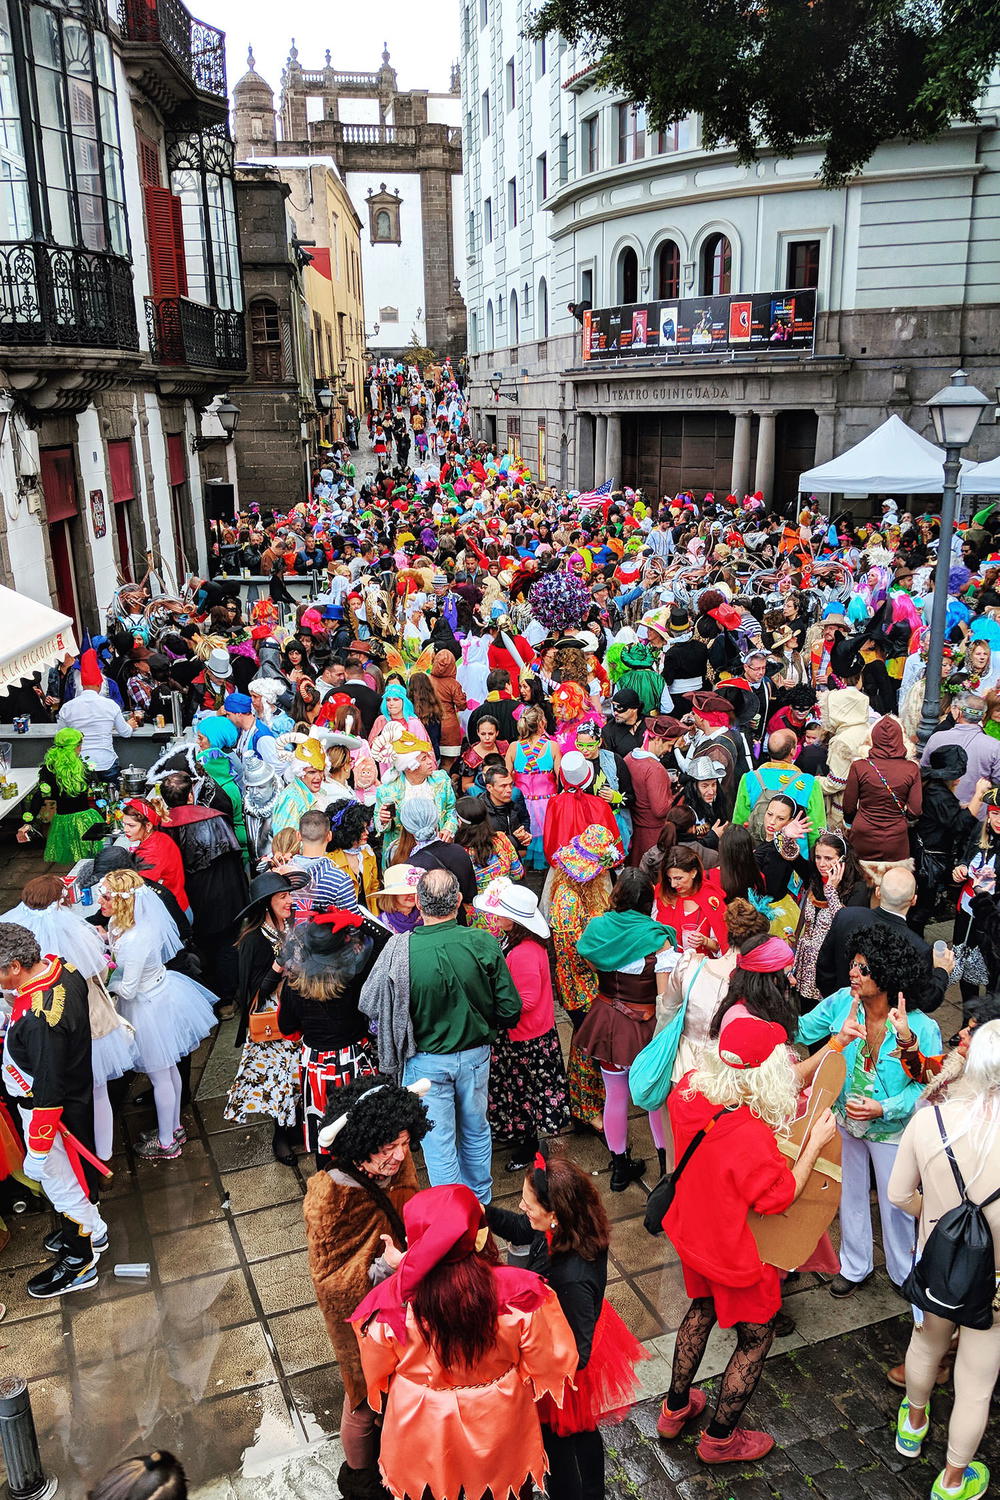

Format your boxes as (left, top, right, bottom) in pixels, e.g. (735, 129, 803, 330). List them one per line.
(542, 789, 620, 864)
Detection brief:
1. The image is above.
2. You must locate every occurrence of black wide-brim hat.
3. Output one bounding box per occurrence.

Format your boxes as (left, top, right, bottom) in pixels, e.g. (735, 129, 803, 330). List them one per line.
(235, 870, 310, 925)
(924, 744, 969, 781)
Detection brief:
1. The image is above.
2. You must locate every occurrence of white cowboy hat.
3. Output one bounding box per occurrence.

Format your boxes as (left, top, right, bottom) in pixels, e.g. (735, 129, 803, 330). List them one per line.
(473, 877, 549, 939)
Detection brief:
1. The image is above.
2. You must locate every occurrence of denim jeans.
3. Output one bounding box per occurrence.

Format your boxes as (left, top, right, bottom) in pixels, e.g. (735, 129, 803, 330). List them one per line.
(403, 1044, 493, 1203)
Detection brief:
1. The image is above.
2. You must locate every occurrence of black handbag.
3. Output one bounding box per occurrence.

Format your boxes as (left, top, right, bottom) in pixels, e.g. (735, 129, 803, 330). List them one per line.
(643, 1106, 736, 1236)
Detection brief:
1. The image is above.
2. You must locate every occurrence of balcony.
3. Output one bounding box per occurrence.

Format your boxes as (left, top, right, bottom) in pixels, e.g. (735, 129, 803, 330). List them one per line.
(145, 296, 246, 374)
(117, 0, 227, 121)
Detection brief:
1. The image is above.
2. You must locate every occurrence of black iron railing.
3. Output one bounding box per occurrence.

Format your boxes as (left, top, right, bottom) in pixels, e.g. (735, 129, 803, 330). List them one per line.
(118, 0, 226, 100)
(0, 243, 139, 350)
(145, 295, 246, 370)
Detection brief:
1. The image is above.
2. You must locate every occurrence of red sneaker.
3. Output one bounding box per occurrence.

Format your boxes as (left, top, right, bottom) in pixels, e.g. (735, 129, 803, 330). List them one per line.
(696, 1428, 775, 1464)
(657, 1389, 707, 1439)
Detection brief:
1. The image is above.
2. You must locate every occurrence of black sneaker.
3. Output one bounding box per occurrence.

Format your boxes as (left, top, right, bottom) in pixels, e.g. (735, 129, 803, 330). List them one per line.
(43, 1227, 109, 1256)
(27, 1255, 99, 1299)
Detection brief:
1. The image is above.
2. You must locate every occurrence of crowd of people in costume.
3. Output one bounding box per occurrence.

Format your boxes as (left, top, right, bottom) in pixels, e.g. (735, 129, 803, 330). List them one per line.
(4, 365, 1000, 1500)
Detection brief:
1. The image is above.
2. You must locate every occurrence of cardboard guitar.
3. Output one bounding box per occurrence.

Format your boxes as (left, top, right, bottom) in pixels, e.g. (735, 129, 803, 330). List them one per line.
(749, 1046, 845, 1272)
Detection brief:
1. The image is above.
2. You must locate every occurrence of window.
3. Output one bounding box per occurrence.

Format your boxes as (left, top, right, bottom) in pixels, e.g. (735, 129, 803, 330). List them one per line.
(581, 268, 593, 304)
(507, 176, 517, 228)
(558, 133, 568, 185)
(108, 437, 137, 582)
(470, 310, 478, 354)
(497, 292, 504, 324)
(486, 298, 494, 348)
(481, 90, 490, 136)
(655, 239, 680, 299)
(505, 58, 515, 110)
(787, 238, 820, 289)
(467, 207, 475, 245)
(250, 297, 283, 381)
(535, 152, 547, 204)
(700, 233, 732, 295)
(616, 246, 638, 303)
(479, 0, 487, 25)
(367, 185, 402, 244)
(535, 35, 547, 76)
(379, 305, 399, 322)
(655, 118, 693, 154)
(616, 104, 645, 164)
(484, 196, 492, 242)
(537, 275, 548, 337)
(168, 125, 243, 311)
(582, 114, 599, 173)
(510, 288, 519, 342)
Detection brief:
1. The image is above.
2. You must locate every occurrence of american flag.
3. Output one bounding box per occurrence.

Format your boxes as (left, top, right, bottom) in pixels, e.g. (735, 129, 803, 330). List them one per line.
(576, 479, 615, 510)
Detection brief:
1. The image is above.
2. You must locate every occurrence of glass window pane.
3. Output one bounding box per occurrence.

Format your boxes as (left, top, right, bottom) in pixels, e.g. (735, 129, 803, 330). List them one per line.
(62, 20, 92, 77)
(30, 8, 60, 68)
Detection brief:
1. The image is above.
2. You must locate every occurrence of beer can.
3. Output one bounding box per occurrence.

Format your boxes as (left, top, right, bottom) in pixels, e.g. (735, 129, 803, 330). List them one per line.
(155, 714, 165, 729)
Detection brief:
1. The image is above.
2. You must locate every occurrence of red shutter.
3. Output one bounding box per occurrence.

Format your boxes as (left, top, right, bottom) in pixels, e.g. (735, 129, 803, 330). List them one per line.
(167, 433, 187, 487)
(40, 447, 79, 523)
(137, 132, 161, 186)
(144, 184, 188, 299)
(108, 439, 135, 503)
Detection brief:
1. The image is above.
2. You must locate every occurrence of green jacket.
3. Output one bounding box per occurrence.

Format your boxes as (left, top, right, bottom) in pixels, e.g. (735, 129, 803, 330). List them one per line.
(199, 751, 248, 858)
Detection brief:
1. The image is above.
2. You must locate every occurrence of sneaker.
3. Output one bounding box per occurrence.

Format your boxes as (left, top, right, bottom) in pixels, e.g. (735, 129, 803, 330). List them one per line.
(27, 1255, 98, 1299)
(895, 1398, 929, 1457)
(173, 1126, 187, 1146)
(696, 1428, 775, 1465)
(657, 1389, 707, 1439)
(931, 1463, 990, 1500)
(44, 1227, 108, 1256)
(136, 1135, 182, 1161)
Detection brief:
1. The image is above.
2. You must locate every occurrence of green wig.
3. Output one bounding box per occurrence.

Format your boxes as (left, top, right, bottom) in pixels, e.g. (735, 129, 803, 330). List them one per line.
(42, 727, 89, 798)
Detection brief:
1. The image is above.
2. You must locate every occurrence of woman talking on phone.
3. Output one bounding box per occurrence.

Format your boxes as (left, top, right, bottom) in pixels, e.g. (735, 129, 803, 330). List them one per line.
(795, 924, 942, 1299)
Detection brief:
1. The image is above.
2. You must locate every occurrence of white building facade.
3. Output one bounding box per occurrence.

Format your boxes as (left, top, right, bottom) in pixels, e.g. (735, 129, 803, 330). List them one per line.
(461, 11, 1000, 509)
(0, 0, 246, 628)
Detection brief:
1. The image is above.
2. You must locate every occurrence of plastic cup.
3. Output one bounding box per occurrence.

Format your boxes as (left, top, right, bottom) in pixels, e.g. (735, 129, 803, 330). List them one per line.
(114, 1263, 150, 1279)
(933, 940, 948, 957)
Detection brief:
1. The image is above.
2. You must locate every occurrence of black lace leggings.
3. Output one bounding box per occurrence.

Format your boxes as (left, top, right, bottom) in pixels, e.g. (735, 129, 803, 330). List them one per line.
(667, 1297, 775, 1436)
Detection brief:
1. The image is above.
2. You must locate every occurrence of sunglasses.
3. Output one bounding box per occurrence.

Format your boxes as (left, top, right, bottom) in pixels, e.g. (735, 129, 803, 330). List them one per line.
(849, 960, 871, 977)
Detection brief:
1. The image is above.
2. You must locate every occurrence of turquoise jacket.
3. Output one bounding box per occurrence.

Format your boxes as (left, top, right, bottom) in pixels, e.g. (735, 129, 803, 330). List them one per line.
(795, 987, 941, 1143)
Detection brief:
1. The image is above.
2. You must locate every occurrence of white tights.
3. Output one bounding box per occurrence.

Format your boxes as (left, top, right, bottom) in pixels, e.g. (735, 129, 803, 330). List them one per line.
(148, 1064, 183, 1148)
(93, 1083, 115, 1162)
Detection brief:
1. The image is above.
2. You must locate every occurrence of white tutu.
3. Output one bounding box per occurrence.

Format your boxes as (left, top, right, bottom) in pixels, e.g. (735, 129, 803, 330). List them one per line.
(116, 969, 218, 1074)
(92, 1024, 140, 1086)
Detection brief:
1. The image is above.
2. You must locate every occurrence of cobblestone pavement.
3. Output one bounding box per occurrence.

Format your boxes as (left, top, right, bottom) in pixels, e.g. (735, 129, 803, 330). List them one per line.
(606, 1316, 996, 1500)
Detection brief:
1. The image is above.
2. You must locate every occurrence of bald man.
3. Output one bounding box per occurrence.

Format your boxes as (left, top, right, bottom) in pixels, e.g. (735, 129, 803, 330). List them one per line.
(814, 866, 951, 1005)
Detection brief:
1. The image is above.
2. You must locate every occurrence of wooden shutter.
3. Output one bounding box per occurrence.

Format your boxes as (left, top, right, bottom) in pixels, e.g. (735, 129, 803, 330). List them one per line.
(40, 447, 79, 523)
(108, 439, 135, 503)
(166, 433, 187, 488)
(144, 184, 188, 299)
(137, 132, 161, 186)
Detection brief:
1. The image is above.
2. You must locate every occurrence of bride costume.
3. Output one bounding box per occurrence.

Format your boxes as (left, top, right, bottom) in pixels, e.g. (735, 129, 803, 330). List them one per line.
(101, 883, 217, 1157)
(2, 896, 138, 1159)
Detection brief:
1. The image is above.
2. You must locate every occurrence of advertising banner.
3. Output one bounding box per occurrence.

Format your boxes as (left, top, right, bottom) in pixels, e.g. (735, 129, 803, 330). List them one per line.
(582, 288, 817, 361)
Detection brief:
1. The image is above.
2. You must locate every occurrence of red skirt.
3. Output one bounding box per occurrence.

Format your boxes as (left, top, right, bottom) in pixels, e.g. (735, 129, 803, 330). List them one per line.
(537, 1300, 648, 1435)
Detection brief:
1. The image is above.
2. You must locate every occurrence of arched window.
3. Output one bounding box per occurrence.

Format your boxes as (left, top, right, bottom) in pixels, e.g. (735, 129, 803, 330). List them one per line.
(616, 245, 638, 304)
(375, 209, 392, 238)
(700, 233, 732, 295)
(250, 296, 283, 381)
(486, 299, 494, 349)
(510, 288, 519, 342)
(537, 276, 548, 337)
(655, 239, 680, 300)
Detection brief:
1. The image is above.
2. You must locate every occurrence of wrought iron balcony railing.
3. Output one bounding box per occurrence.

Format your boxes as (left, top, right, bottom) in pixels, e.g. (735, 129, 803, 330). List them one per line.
(0, 242, 139, 350)
(145, 295, 246, 371)
(118, 0, 226, 101)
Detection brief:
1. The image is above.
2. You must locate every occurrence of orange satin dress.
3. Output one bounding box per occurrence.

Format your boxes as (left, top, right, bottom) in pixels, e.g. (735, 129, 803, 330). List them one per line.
(357, 1290, 578, 1500)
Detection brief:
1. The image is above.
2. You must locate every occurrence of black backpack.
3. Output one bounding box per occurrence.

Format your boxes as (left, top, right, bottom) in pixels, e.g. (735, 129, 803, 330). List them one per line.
(643, 1107, 735, 1237)
(902, 1106, 1000, 1330)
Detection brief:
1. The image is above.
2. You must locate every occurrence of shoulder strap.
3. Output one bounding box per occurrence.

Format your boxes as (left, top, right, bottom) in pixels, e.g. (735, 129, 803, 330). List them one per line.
(672, 1105, 735, 1187)
(935, 1104, 969, 1200)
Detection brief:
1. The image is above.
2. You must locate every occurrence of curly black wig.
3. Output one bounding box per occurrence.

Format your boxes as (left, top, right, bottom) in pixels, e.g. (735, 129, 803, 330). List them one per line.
(851, 923, 931, 1007)
(322, 1074, 432, 1166)
(327, 800, 374, 850)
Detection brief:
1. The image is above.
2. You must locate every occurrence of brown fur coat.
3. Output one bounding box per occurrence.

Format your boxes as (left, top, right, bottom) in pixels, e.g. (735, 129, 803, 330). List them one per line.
(303, 1153, 419, 1407)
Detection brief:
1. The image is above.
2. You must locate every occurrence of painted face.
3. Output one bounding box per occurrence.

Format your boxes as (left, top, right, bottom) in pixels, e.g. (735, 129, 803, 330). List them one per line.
(388, 697, 406, 720)
(302, 768, 324, 793)
(358, 1130, 411, 1179)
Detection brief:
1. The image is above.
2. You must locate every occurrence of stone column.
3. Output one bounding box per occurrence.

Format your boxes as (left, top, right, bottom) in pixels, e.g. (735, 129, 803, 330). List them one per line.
(814, 408, 837, 467)
(595, 414, 608, 482)
(731, 411, 752, 497)
(605, 415, 622, 486)
(754, 411, 776, 501)
(576, 414, 596, 490)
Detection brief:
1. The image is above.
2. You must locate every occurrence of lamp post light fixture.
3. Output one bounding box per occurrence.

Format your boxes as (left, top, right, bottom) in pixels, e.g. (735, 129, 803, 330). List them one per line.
(338, 360, 349, 379)
(215, 396, 241, 438)
(917, 370, 991, 747)
(315, 384, 335, 414)
(488, 370, 519, 405)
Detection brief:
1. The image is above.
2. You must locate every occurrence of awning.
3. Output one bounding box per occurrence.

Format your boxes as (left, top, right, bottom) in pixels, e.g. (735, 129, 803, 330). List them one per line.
(0, 586, 78, 695)
(799, 413, 971, 496)
(960, 454, 1000, 497)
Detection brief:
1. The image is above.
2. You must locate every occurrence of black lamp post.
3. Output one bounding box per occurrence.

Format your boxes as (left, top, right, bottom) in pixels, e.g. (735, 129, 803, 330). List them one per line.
(916, 370, 991, 746)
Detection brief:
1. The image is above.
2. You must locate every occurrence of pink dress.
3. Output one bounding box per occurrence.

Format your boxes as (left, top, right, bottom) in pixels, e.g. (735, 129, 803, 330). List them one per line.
(511, 737, 557, 870)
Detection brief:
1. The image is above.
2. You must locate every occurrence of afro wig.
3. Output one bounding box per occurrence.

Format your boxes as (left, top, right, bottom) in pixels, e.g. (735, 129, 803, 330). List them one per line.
(321, 1073, 432, 1167)
(327, 800, 374, 850)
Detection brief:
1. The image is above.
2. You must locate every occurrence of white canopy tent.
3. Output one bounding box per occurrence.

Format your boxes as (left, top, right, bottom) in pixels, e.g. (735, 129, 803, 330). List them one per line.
(798, 413, 970, 496)
(0, 587, 77, 695)
(960, 455, 1000, 497)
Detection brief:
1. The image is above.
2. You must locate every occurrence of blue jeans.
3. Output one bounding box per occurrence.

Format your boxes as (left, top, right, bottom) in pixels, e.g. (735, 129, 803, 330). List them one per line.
(403, 1044, 493, 1203)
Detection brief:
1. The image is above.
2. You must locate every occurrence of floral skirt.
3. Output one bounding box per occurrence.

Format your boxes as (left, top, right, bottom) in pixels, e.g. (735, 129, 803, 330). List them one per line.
(489, 1028, 571, 1141)
(224, 1036, 301, 1128)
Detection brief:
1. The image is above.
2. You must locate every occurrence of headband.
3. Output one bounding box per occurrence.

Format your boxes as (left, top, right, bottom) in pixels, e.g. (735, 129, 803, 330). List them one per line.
(317, 1077, 430, 1149)
(818, 830, 847, 853)
(737, 937, 795, 973)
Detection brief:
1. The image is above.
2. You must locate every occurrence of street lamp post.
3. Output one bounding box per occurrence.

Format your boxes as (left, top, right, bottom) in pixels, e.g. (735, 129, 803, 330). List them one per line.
(916, 370, 991, 747)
